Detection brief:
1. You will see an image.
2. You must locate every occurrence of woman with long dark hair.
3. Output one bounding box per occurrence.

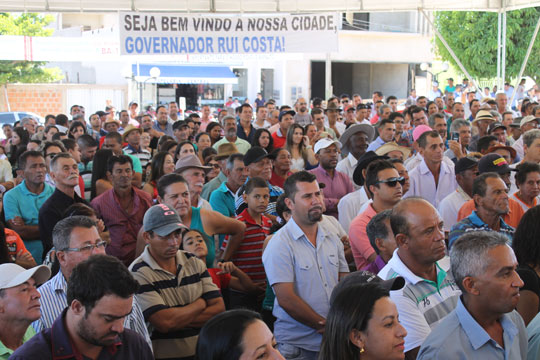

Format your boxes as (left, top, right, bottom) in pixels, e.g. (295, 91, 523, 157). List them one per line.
(196, 309, 284, 360)
(68, 120, 87, 140)
(513, 205, 540, 325)
(8, 127, 29, 167)
(90, 149, 113, 199)
(320, 282, 407, 360)
(251, 128, 274, 154)
(207, 122, 223, 145)
(142, 151, 175, 200)
(285, 123, 317, 171)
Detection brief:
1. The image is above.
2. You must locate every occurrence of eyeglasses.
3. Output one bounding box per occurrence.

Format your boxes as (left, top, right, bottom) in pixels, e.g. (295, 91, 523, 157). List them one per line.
(62, 241, 107, 253)
(208, 163, 220, 169)
(376, 177, 406, 187)
(193, 122, 202, 125)
(46, 153, 59, 159)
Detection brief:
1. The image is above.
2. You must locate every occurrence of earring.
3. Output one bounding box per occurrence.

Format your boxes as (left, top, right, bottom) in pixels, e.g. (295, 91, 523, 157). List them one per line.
(360, 347, 365, 354)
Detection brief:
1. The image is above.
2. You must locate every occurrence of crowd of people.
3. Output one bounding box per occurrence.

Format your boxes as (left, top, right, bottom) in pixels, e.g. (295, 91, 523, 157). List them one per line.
(1, 83, 540, 359)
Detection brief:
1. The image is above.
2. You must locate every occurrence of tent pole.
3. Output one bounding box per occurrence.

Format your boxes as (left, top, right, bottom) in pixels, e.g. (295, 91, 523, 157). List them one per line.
(509, 13, 540, 108)
(502, 10, 507, 90)
(420, 9, 481, 95)
(497, 11, 501, 89)
(325, 52, 332, 99)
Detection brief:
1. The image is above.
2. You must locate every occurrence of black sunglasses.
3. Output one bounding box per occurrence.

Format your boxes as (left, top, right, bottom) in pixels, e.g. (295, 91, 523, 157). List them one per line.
(376, 177, 406, 187)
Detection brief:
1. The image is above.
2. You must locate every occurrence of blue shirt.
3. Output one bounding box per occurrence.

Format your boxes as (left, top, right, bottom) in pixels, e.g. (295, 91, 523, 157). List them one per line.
(366, 136, 386, 152)
(152, 120, 175, 137)
(527, 311, 540, 360)
(449, 211, 515, 248)
(4, 180, 54, 225)
(262, 217, 349, 351)
(418, 297, 527, 359)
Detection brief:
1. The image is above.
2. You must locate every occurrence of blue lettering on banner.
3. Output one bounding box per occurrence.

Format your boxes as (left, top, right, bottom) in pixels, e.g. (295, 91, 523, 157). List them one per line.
(125, 35, 285, 54)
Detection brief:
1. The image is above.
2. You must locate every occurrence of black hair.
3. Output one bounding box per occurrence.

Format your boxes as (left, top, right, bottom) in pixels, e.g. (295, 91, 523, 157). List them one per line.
(66, 254, 139, 316)
(157, 173, 188, 199)
(513, 206, 540, 269)
(473, 172, 501, 197)
(61, 138, 77, 152)
(63, 203, 98, 218)
(365, 159, 396, 197)
(367, 209, 393, 254)
(244, 177, 268, 195)
(283, 171, 317, 202)
(104, 131, 122, 145)
(55, 114, 69, 127)
(148, 151, 173, 184)
(206, 122, 223, 144)
(251, 128, 274, 153)
(90, 149, 113, 199)
(417, 130, 440, 149)
(107, 155, 133, 173)
(196, 309, 262, 360)
(477, 135, 498, 154)
(9, 127, 30, 166)
(175, 141, 196, 160)
(320, 283, 389, 360)
(195, 132, 210, 144)
(515, 161, 540, 185)
(159, 140, 178, 154)
(18, 150, 44, 171)
(52, 132, 66, 141)
(68, 121, 86, 139)
(77, 134, 98, 150)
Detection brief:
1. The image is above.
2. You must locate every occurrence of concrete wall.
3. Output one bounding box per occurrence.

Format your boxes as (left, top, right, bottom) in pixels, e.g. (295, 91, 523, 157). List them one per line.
(371, 63, 410, 99)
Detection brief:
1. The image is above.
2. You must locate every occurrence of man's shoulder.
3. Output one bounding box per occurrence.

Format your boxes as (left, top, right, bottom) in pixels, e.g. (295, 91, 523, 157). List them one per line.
(10, 328, 52, 359)
(418, 310, 462, 357)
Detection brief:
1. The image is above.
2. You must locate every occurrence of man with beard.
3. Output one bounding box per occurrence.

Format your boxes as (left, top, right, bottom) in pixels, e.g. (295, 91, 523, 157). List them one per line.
(212, 115, 251, 154)
(310, 138, 354, 218)
(336, 124, 374, 189)
(153, 105, 174, 137)
(12, 255, 153, 359)
(263, 171, 349, 360)
(293, 97, 311, 127)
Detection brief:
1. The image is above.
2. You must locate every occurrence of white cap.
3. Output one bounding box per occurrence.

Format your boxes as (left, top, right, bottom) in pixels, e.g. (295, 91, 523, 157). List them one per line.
(314, 138, 342, 154)
(0, 263, 51, 290)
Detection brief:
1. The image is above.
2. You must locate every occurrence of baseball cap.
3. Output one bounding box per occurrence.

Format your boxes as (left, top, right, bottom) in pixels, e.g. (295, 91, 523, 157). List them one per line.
(488, 122, 506, 134)
(244, 146, 272, 166)
(143, 204, 188, 237)
(0, 263, 51, 290)
(455, 157, 478, 174)
(520, 115, 539, 128)
(314, 138, 341, 154)
(330, 270, 405, 305)
(478, 153, 514, 174)
(352, 151, 388, 186)
(278, 110, 295, 121)
(413, 125, 432, 142)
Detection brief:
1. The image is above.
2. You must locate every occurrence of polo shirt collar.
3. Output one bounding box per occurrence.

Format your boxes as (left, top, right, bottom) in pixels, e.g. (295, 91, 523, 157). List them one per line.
(347, 152, 358, 166)
(455, 297, 518, 350)
(277, 127, 285, 138)
(389, 249, 447, 287)
(51, 308, 122, 359)
(141, 246, 185, 275)
(469, 210, 511, 230)
(239, 208, 259, 226)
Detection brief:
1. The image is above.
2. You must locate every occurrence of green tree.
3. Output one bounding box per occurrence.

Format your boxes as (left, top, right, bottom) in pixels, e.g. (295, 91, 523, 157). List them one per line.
(0, 12, 63, 84)
(434, 8, 540, 79)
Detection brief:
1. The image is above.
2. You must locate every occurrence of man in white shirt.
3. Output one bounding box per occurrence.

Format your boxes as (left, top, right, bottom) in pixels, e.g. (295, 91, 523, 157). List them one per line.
(512, 115, 540, 160)
(438, 157, 478, 232)
(253, 105, 271, 129)
(336, 124, 375, 189)
(405, 130, 457, 208)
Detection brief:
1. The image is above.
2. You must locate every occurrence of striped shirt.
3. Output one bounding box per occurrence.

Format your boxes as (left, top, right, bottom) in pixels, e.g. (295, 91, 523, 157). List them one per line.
(32, 271, 152, 349)
(235, 179, 283, 217)
(124, 144, 152, 170)
(129, 247, 222, 360)
(78, 160, 93, 200)
(378, 252, 461, 353)
(221, 209, 272, 282)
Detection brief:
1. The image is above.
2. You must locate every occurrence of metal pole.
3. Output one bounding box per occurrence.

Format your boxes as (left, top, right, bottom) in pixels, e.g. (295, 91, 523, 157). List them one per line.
(509, 14, 540, 107)
(497, 11, 501, 89)
(420, 9, 481, 95)
(325, 52, 332, 100)
(502, 10, 507, 90)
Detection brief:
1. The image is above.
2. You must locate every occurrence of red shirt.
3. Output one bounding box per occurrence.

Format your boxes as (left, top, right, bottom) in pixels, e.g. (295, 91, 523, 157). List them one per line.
(221, 209, 272, 282)
(272, 129, 286, 149)
(5, 228, 29, 262)
(208, 268, 232, 290)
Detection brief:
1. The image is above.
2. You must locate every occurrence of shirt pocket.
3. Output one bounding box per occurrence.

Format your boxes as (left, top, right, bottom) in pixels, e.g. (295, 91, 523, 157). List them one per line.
(296, 256, 313, 272)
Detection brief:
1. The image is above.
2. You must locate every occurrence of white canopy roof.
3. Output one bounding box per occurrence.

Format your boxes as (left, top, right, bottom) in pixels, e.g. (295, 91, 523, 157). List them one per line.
(1, 0, 539, 13)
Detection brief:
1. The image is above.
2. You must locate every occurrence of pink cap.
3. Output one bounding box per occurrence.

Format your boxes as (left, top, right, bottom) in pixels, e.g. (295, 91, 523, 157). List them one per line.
(413, 125, 433, 142)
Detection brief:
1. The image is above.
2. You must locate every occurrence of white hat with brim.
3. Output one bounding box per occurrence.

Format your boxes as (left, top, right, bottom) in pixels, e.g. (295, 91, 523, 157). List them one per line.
(314, 138, 342, 154)
(0, 263, 51, 290)
(375, 141, 411, 160)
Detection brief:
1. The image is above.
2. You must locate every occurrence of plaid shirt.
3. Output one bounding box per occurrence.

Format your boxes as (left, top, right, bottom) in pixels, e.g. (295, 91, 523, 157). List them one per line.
(449, 210, 514, 248)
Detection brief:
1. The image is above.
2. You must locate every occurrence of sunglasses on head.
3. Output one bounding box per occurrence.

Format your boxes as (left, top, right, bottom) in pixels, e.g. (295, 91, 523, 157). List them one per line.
(376, 177, 406, 187)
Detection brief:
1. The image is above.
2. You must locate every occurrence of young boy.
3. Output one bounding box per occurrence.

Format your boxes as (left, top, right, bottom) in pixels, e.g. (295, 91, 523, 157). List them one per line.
(221, 176, 271, 308)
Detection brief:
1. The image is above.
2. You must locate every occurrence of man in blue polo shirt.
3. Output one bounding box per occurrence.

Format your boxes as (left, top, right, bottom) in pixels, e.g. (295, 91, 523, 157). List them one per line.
(449, 173, 514, 247)
(4, 151, 54, 263)
(418, 231, 527, 359)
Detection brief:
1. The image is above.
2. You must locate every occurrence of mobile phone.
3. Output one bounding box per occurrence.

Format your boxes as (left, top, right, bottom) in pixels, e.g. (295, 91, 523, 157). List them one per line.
(451, 132, 459, 141)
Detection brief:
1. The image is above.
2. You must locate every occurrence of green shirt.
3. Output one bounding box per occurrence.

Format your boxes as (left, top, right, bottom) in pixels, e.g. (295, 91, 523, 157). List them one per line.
(0, 326, 36, 359)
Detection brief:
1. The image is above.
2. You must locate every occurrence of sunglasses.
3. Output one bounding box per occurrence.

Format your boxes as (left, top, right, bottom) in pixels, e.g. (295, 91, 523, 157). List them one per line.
(376, 177, 406, 187)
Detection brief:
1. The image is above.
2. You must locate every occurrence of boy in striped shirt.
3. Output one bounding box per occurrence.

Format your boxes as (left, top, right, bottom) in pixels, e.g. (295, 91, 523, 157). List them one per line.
(221, 177, 271, 309)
